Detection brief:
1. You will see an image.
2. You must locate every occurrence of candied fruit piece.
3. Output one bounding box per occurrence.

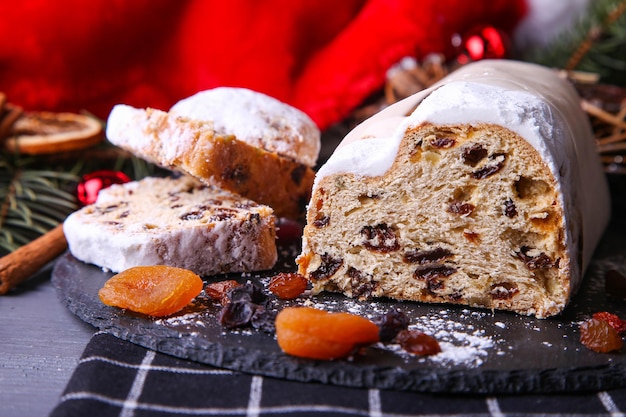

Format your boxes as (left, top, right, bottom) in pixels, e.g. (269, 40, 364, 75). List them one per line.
(98, 265, 203, 317)
(275, 307, 380, 360)
(579, 318, 623, 353)
(269, 273, 308, 299)
(395, 329, 441, 355)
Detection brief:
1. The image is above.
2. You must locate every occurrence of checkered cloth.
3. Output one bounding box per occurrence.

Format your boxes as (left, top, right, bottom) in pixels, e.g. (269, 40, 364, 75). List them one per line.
(50, 331, 626, 417)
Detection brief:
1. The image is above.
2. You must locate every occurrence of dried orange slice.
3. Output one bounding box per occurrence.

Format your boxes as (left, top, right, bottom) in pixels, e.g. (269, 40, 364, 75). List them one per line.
(4, 111, 103, 154)
(99, 265, 203, 317)
(275, 307, 380, 360)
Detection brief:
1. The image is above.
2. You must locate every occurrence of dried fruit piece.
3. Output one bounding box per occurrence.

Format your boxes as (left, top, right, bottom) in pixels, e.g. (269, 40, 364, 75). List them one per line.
(462, 144, 488, 166)
(98, 265, 203, 317)
(447, 202, 475, 216)
(373, 309, 410, 342)
(516, 246, 554, 270)
(227, 281, 266, 304)
(472, 153, 506, 179)
(219, 301, 257, 328)
(579, 318, 623, 353)
(309, 253, 343, 281)
(361, 223, 400, 253)
(395, 329, 441, 355)
(206, 280, 241, 305)
(592, 312, 626, 334)
(269, 273, 308, 299)
(275, 307, 380, 360)
(403, 247, 453, 264)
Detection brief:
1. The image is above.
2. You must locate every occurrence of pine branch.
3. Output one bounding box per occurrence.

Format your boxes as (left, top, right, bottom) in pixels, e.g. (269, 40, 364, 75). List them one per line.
(525, 0, 626, 86)
(0, 143, 160, 257)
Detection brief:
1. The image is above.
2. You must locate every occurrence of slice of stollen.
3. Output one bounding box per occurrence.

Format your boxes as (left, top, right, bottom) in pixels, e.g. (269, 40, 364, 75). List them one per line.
(106, 87, 320, 220)
(63, 175, 277, 275)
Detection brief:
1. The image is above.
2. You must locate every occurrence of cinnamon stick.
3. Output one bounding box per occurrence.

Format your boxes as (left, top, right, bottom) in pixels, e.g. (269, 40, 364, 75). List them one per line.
(0, 224, 67, 294)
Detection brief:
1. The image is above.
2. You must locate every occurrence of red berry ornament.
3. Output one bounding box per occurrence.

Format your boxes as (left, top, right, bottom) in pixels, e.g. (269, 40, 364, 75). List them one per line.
(455, 25, 510, 64)
(76, 170, 131, 205)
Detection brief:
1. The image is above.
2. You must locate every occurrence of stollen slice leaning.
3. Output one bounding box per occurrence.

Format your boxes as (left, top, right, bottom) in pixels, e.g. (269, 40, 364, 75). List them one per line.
(297, 59, 611, 318)
(106, 87, 320, 220)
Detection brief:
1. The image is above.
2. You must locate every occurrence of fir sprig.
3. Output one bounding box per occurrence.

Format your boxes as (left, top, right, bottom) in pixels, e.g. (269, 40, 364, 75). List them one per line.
(0, 143, 159, 257)
(526, 0, 626, 86)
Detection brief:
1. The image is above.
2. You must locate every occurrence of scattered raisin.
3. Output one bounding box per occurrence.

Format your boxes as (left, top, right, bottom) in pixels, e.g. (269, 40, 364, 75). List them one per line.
(592, 312, 626, 334)
(579, 318, 623, 353)
(347, 267, 376, 298)
(448, 202, 475, 216)
(313, 215, 330, 228)
(227, 281, 267, 305)
(309, 253, 343, 281)
(472, 153, 506, 179)
(361, 224, 400, 253)
(372, 310, 409, 343)
(414, 264, 457, 280)
(98, 266, 203, 317)
(180, 210, 204, 221)
(516, 246, 554, 270)
(462, 144, 488, 166)
(395, 329, 441, 355)
(431, 136, 456, 148)
(504, 199, 518, 217)
(269, 273, 308, 299)
(206, 280, 241, 305)
(219, 301, 257, 329)
(403, 247, 453, 264)
(490, 282, 519, 300)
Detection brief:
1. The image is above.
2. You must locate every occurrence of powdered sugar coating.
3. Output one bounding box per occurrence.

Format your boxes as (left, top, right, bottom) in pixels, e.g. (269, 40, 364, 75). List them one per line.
(170, 87, 321, 167)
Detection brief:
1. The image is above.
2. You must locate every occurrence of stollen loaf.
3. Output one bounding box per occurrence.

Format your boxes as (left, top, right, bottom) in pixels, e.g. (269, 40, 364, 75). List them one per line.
(106, 87, 320, 220)
(64, 175, 277, 275)
(297, 60, 611, 318)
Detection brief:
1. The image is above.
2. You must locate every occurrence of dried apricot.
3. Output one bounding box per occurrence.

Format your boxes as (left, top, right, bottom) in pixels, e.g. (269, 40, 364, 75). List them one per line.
(579, 318, 623, 353)
(99, 265, 203, 317)
(275, 307, 380, 360)
(269, 273, 308, 299)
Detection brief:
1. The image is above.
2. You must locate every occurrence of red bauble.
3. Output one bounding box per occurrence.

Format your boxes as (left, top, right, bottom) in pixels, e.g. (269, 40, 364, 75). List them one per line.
(76, 170, 131, 205)
(455, 25, 510, 64)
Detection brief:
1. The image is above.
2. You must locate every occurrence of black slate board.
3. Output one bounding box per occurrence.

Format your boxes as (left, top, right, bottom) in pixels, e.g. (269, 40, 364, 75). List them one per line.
(52, 210, 626, 394)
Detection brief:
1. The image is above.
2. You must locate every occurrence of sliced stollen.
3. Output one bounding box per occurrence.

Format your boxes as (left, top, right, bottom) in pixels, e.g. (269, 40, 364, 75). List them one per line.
(297, 60, 611, 318)
(106, 87, 320, 220)
(63, 175, 277, 275)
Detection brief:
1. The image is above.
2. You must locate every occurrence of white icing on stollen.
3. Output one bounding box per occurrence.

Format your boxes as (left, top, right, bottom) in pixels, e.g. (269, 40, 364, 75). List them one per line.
(314, 59, 610, 281)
